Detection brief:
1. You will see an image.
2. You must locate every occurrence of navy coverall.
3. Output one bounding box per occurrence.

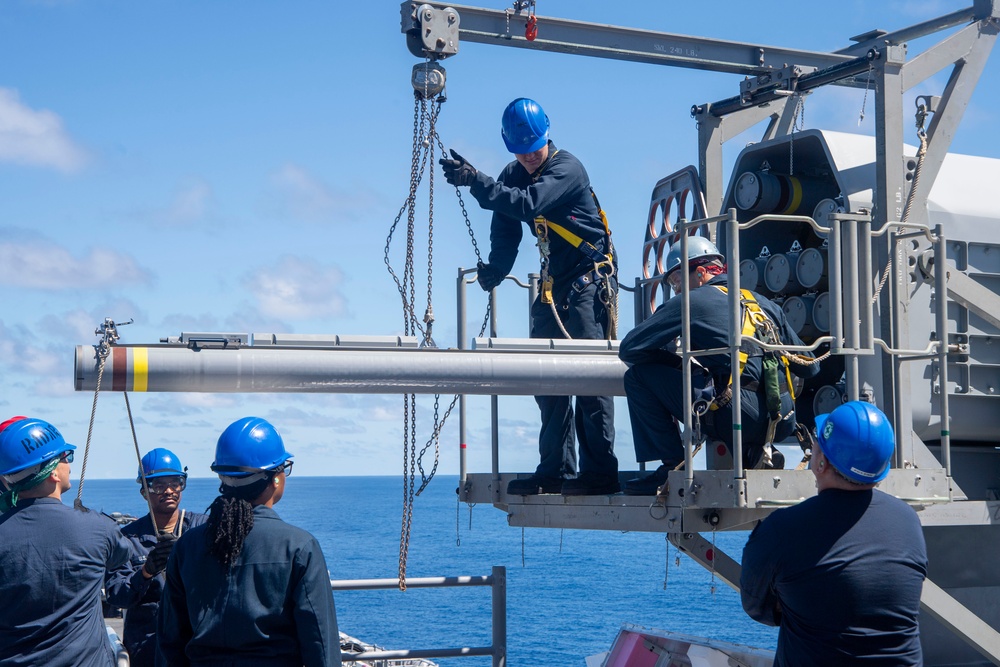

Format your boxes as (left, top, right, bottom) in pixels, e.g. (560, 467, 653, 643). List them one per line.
(105, 510, 208, 667)
(741, 488, 927, 666)
(618, 274, 818, 468)
(0, 498, 134, 667)
(468, 141, 618, 481)
(157, 505, 341, 667)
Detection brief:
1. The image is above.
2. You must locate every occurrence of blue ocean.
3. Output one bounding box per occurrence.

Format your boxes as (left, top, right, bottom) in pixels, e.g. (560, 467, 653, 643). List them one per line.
(73, 476, 778, 666)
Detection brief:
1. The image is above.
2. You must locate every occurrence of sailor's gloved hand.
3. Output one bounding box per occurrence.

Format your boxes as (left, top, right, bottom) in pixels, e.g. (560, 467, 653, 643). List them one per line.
(143, 532, 178, 577)
(476, 261, 505, 292)
(440, 149, 478, 187)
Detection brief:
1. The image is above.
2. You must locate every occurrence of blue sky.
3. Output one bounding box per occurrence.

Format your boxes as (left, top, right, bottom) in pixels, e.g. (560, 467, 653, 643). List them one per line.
(2, 1, 998, 480)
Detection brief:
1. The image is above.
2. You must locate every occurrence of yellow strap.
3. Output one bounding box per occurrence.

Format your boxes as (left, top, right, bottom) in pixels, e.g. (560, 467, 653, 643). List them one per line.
(542, 218, 587, 249)
(714, 286, 794, 398)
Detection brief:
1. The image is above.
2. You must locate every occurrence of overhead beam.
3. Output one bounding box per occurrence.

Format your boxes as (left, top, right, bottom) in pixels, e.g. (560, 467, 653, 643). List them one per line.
(401, 2, 853, 75)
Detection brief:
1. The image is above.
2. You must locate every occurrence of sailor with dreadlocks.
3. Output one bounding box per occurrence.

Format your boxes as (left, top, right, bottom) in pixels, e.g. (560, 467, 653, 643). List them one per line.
(157, 417, 341, 666)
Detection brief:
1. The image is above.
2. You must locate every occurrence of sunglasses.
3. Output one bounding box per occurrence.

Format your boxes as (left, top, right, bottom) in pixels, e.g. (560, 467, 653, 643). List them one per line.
(147, 477, 187, 494)
(59, 451, 74, 464)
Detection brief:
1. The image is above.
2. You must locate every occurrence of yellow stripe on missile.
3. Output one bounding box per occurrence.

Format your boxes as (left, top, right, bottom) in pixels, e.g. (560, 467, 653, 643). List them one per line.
(133, 347, 148, 392)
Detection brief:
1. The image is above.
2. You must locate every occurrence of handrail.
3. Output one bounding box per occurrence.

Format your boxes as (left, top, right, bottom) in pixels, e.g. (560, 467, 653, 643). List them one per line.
(332, 566, 507, 666)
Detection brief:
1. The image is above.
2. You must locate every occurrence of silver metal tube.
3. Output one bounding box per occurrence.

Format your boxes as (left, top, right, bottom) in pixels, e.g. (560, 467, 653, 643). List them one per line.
(726, 210, 744, 484)
(680, 228, 694, 479)
(458, 268, 469, 495)
(492, 565, 507, 667)
(845, 218, 862, 400)
(74, 345, 627, 396)
(829, 217, 844, 354)
(860, 221, 874, 350)
(934, 225, 952, 478)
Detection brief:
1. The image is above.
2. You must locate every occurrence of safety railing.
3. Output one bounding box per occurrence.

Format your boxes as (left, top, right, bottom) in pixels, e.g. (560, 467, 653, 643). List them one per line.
(332, 566, 506, 667)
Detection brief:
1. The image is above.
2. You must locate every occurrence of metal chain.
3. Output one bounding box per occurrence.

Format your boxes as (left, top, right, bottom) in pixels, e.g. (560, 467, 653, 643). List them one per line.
(872, 107, 930, 306)
(789, 94, 805, 177)
(76, 318, 130, 509)
(858, 60, 874, 125)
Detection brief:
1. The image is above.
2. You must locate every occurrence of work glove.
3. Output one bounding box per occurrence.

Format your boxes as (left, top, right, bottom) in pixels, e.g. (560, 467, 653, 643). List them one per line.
(440, 149, 478, 187)
(476, 261, 505, 292)
(143, 532, 178, 576)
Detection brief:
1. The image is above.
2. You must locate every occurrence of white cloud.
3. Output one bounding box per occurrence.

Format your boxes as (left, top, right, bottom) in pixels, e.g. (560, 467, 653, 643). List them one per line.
(0, 88, 87, 172)
(266, 163, 382, 223)
(164, 181, 212, 225)
(0, 230, 151, 289)
(245, 255, 346, 319)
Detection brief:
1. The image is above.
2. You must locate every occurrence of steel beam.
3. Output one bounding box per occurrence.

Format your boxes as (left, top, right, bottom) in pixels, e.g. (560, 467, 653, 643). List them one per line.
(402, 2, 852, 75)
(921, 578, 1000, 664)
(74, 343, 626, 396)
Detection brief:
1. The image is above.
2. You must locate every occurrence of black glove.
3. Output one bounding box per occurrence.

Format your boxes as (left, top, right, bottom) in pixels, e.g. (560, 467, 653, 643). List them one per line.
(143, 533, 178, 576)
(440, 149, 478, 187)
(476, 261, 505, 291)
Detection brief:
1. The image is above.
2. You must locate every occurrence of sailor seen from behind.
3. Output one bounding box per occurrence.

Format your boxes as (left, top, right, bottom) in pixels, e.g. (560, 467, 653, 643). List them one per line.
(741, 401, 927, 666)
(156, 416, 341, 666)
(0, 416, 134, 667)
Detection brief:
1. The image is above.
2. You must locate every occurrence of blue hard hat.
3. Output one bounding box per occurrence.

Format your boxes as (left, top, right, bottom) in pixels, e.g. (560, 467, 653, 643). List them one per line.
(137, 447, 187, 483)
(501, 98, 549, 154)
(0, 416, 76, 478)
(815, 401, 895, 483)
(211, 417, 293, 477)
(665, 236, 725, 278)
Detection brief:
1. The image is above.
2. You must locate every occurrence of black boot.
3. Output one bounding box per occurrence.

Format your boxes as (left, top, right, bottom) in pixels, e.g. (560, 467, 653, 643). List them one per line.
(506, 475, 563, 495)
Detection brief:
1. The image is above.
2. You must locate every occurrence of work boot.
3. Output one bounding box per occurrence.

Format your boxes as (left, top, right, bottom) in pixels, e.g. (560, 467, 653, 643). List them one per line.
(561, 472, 621, 496)
(506, 475, 563, 495)
(623, 462, 679, 496)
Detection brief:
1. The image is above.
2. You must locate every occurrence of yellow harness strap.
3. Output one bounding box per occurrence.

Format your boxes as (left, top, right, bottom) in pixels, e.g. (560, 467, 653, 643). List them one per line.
(714, 286, 796, 400)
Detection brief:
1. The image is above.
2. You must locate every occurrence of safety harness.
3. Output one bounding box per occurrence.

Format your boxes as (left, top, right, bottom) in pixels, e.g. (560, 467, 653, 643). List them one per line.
(711, 286, 796, 446)
(529, 150, 618, 338)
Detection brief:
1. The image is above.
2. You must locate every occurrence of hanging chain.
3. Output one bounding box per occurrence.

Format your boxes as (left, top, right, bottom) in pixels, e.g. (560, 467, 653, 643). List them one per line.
(124, 391, 158, 522)
(662, 534, 670, 589)
(76, 318, 131, 509)
(789, 94, 805, 177)
(872, 102, 930, 306)
(858, 60, 874, 126)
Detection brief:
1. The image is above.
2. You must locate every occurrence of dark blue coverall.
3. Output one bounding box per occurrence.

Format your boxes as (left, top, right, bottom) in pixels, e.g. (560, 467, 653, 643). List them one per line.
(105, 510, 208, 667)
(741, 488, 927, 666)
(618, 274, 818, 468)
(0, 498, 134, 667)
(468, 141, 618, 481)
(157, 505, 341, 667)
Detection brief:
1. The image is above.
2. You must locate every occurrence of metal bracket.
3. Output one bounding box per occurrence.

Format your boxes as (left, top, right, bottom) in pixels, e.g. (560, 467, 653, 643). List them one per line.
(739, 64, 816, 104)
(404, 3, 459, 60)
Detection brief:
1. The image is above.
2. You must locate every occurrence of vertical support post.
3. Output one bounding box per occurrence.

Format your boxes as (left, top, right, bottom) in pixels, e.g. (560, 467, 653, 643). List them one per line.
(933, 225, 952, 479)
(828, 216, 844, 355)
(457, 268, 469, 498)
(696, 109, 725, 216)
(491, 565, 507, 667)
(890, 229, 908, 469)
(726, 209, 744, 483)
(679, 226, 694, 480)
(859, 221, 875, 351)
(489, 289, 500, 496)
(875, 44, 909, 422)
(844, 218, 861, 401)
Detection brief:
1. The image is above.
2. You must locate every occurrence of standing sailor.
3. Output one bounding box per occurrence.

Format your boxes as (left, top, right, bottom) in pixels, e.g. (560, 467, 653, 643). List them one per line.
(157, 417, 341, 666)
(741, 401, 927, 665)
(0, 416, 134, 667)
(105, 448, 207, 667)
(440, 97, 619, 496)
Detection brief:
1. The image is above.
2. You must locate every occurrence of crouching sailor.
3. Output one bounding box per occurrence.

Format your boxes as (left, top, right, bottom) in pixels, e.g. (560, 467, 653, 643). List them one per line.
(105, 448, 207, 667)
(0, 416, 134, 667)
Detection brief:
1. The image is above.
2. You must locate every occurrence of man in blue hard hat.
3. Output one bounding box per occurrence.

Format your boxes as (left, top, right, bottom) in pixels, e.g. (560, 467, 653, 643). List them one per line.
(157, 417, 340, 666)
(105, 448, 207, 667)
(440, 97, 620, 496)
(618, 236, 819, 494)
(741, 401, 927, 666)
(0, 416, 134, 666)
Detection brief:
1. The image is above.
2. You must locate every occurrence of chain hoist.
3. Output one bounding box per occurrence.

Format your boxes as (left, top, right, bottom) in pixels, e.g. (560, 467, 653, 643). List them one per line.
(389, 58, 493, 590)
